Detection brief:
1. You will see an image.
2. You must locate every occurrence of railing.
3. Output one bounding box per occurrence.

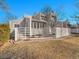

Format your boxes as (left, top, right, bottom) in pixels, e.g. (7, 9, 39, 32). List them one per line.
(14, 27, 30, 41)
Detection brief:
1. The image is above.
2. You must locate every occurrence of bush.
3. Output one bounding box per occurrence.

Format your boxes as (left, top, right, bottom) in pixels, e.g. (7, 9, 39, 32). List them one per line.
(0, 24, 9, 43)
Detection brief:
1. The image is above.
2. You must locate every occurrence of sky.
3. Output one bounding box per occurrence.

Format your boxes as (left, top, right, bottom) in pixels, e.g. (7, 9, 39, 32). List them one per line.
(0, 0, 77, 24)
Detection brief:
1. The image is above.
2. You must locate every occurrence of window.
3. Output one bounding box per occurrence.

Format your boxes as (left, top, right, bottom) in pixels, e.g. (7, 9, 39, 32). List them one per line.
(43, 23, 46, 28)
(34, 22, 36, 28)
(14, 24, 19, 27)
(40, 23, 45, 28)
(32, 22, 34, 28)
(37, 22, 39, 28)
(43, 23, 45, 28)
(40, 23, 43, 28)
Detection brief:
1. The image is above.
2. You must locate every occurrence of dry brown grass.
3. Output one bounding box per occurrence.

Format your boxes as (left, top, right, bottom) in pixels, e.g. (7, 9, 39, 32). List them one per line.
(63, 36, 79, 45)
(0, 36, 79, 59)
(0, 41, 3, 47)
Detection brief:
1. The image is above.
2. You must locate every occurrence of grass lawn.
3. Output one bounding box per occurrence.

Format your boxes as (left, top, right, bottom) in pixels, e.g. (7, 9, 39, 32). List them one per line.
(0, 36, 79, 59)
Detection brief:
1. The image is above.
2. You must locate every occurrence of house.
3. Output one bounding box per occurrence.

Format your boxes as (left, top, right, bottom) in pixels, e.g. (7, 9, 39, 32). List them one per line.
(9, 12, 70, 41)
(71, 24, 79, 34)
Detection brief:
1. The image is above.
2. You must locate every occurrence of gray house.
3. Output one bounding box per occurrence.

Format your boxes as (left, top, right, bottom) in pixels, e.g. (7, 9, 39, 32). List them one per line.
(9, 12, 70, 41)
(71, 24, 79, 34)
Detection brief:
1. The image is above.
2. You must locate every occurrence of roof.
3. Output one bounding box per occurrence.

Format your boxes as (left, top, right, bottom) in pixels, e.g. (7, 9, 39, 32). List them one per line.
(32, 19, 47, 23)
(23, 15, 47, 23)
(9, 19, 23, 24)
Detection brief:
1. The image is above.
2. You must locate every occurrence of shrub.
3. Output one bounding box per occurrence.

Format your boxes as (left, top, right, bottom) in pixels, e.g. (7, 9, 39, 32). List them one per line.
(0, 24, 9, 43)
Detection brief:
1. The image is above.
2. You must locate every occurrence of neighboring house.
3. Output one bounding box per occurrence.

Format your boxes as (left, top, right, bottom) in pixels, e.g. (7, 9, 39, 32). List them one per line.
(9, 12, 70, 41)
(71, 24, 79, 34)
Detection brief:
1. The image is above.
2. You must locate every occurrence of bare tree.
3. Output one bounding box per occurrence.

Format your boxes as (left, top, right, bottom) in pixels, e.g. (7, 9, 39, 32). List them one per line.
(74, 0, 79, 10)
(0, 0, 9, 13)
(41, 5, 54, 15)
(0, 0, 17, 23)
(40, 5, 57, 26)
(55, 5, 66, 21)
(73, 0, 79, 24)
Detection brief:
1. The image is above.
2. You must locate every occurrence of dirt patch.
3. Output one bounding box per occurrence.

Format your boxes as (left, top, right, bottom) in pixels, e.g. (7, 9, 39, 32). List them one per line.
(0, 41, 3, 47)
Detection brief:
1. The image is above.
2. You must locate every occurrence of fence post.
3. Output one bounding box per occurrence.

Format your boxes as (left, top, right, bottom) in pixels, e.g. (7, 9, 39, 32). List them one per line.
(30, 16, 32, 37)
(15, 28, 18, 41)
(25, 27, 26, 39)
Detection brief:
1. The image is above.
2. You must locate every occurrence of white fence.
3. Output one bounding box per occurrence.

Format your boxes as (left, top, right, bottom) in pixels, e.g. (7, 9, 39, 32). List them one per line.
(14, 27, 55, 41)
(14, 27, 71, 41)
(14, 27, 30, 41)
(56, 27, 70, 38)
(14, 27, 47, 41)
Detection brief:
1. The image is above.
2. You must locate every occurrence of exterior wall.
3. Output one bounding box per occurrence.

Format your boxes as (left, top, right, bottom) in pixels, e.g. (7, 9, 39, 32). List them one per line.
(56, 27, 70, 38)
(9, 20, 22, 33)
(31, 21, 48, 36)
(20, 17, 30, 27)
